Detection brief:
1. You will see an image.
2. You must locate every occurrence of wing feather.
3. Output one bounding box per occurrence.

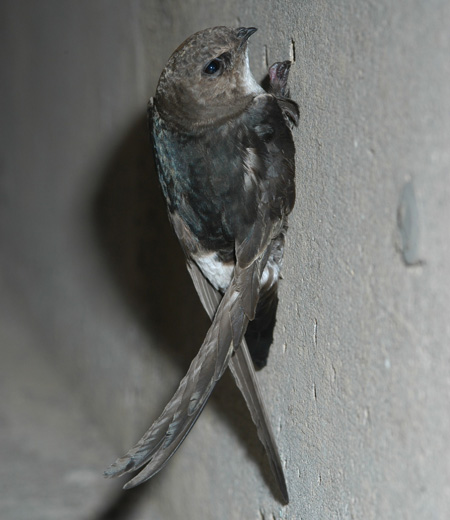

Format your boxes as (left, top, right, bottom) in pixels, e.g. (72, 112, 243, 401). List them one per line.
(104, 267, 245, 488)
(187, 262, 289, 503)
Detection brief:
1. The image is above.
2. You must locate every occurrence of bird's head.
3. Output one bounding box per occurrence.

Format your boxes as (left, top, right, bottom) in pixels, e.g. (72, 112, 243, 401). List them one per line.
(155, 26, 262, 130)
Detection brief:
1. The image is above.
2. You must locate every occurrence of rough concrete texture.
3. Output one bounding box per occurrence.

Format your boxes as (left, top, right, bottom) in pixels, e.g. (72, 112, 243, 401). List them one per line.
(1, 1, 449, 519)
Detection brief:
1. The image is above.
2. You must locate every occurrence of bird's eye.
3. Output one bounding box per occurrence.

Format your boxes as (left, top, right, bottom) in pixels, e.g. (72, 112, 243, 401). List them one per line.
(203, 59, 222, 76)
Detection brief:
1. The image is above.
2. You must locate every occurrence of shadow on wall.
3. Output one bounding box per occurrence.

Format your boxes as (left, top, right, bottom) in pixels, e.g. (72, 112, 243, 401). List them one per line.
(90, 114, 282, 516)
(91, 113, 204, 367)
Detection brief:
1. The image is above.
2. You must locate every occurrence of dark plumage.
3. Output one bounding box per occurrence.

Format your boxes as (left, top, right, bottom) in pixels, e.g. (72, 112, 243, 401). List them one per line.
(105, 26, 298, 503)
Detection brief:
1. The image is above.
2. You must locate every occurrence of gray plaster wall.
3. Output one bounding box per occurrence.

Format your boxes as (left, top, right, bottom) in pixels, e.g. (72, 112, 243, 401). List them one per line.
(1, 1, 449, 519)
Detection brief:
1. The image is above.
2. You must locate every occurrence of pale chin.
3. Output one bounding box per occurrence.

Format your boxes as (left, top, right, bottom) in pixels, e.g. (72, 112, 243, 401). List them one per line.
(242, 49, 264, 95)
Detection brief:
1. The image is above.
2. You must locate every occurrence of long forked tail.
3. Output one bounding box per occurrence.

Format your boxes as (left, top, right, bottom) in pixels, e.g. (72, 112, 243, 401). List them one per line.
(105, 260, 288, 503)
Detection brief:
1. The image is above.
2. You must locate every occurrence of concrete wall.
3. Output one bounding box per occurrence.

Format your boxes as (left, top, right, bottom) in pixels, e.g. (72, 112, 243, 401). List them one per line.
(1, 1, 449, 519)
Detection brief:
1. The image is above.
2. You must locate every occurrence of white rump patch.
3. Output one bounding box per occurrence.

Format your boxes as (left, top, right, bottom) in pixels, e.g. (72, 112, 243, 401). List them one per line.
(195, 253, 234, 292)
(260, 258, 281, 288)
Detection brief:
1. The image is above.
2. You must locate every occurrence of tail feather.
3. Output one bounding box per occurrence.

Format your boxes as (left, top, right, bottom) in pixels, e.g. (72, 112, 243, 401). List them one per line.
(104, 272, 246, 488)
(229, 342, 289, 503)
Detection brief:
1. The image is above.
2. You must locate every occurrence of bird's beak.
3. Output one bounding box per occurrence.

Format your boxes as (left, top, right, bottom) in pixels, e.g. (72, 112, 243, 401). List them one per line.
(236, 27, 257, 49)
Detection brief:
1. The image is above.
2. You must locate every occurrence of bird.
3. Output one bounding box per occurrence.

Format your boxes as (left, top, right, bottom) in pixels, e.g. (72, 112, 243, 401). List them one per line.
(104, 26, 298, 503)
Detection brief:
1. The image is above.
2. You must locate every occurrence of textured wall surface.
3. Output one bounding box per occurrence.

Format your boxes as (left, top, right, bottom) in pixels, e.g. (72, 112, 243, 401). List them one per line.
(1, 1, 449, 519)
